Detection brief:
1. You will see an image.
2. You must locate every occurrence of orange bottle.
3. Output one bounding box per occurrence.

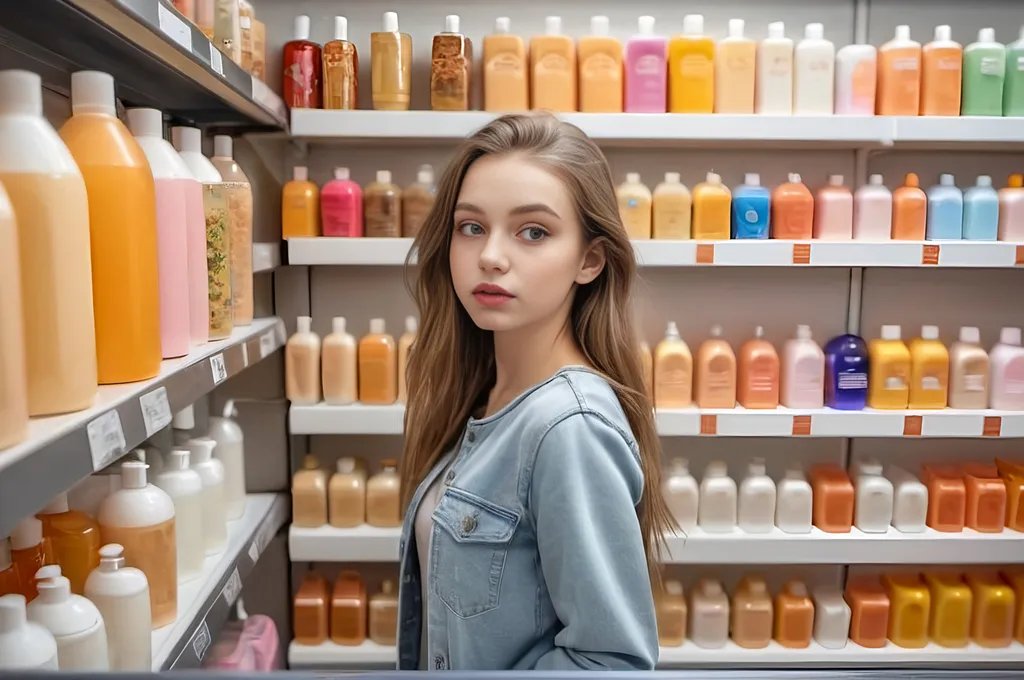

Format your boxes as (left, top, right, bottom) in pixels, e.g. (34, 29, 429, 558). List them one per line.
(810, 464, 854, 533)
(771, 173, 813, 240)
(924, 572, 972, 648)
(920, 25, 962, 116)
(282, 166, 320, 238)
(36, 494, 101, 595)
(483, 18, 529, 112)
(655, 579, 687, 646)
(876, 25, 922, 115)
(774, 580, 814, 649)
(293, 571, 329, 645)
(10, 518, 45, 600)
(331, 570, 367, 646)
(965, 572, 1016, 648)
(530, 16, 576, 112)
(0, 543, 19, 597)
(845, 578, 891, 648)
(995, 458, 1024, 531)
(737, 326, 780, 409)
(668, 14, 715, 113)
(731, 575, 773, 649)
(882, 573, 931, 648)
(998, 570, 1024, 643)
(923, 464, 966, 532)
(578, 16, 623, 113)
(358, 318, 397, 405)
(892, 173, 927, 240)
(964, 463, 1007, 533)
(695, 325, 736, 409)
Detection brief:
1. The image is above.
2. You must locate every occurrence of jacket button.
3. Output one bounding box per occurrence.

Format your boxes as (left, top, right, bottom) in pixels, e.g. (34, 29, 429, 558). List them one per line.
(467, 430, 476, 443)
(434, 655, 446, 670)
(445, 469, 455, 485)
(461, 515, 477, 534)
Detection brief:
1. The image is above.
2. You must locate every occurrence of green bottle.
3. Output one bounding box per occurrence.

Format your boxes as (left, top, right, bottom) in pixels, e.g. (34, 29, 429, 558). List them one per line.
(961, 27, 1005, 116)
(1004, 28, 1024, 116)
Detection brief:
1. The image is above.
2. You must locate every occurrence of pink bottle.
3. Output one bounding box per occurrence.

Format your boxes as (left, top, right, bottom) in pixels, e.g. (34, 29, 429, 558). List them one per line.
(854, 174, 893, 240)
(321, 167, 363, 237)
(813, 175, 853, 240)
(125, 107, 191, 358)
(990, 327, 1024, 410)
(781, 324, 825, 408)
(170, 126, 210, 345)
(625, 16, 668, 113)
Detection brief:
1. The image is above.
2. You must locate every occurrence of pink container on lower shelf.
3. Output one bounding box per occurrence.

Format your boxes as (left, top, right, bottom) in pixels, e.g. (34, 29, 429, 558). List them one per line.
(205, 614, 282, 670)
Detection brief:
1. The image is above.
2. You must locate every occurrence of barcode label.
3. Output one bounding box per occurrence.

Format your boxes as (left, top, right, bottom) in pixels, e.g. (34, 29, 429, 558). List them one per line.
(210, 354, 228, 384)
(222, 567, 243, 605)
(139, 386, 172, 437)
(190, 620, 211, 661)
(87, 410, 127, 470)
(259, 331, 275, 358)
(157, 3, 193, 52)
(210, 46, 224, 76)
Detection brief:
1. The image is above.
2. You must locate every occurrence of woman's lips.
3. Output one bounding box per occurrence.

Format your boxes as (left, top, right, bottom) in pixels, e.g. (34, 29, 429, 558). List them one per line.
(472, 283, 514, 307)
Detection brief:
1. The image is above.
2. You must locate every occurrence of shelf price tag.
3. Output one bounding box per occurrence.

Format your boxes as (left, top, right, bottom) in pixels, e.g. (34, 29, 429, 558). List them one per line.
(983, 416, 1002, 437)
(248, 539, 261, 564)
(190, 620, 212, 662)
(209, 46, 224, 76)
(792, 243, 811, 265)
(903, 415, 923, 436)
(221, 567, 243, 605)
(791, 415, 812, 435)
(699, 415, 717, 435)
(695, 244, 715, 265)
(87, 410, 127, 470)
(241, 342, 249, 368)
(259, 331, 276, 358)
(156, 3, 193, 53)
(210, 354, 228, 384)
(921, 244, 940, 265)
(139, 386, 172, 437)
(1016, 246, 1024, 266)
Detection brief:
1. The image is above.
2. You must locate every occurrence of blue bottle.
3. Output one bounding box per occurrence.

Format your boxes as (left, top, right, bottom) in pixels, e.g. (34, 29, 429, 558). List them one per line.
(962, 175, 999, 241)
(926, 174, 963, 240)
(824, 334, 868, 411)
(731, 173, 771, 239)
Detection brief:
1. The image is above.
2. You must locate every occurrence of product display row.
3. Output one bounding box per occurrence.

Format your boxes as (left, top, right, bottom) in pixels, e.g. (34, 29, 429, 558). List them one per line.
(170, 0, 267, 79)
(280, 11, 1024, 117)
(292, 455, 401, 530)
(293, 570, 397, 648)
(0, 68, 256, 453)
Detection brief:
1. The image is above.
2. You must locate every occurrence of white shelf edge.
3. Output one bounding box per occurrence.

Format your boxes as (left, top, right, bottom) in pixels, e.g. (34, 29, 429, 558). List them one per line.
(289, 524, 402, 562)
(252, 242, 281, 273)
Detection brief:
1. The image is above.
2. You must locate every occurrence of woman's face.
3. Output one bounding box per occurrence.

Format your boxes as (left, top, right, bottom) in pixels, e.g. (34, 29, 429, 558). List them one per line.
(449, 153, 603, 333)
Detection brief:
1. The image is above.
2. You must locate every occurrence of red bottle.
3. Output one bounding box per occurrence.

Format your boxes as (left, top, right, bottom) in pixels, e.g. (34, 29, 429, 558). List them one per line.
(283, 15, 322, 109)
(321, 167, 363, 237)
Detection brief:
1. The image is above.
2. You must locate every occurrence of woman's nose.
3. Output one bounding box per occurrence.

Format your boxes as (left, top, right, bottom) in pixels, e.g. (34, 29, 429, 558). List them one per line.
(478, 233, 510, 272)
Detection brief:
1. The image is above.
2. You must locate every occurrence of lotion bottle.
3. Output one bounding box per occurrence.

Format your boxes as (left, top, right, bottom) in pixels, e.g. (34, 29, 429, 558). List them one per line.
(990, 327, 1024, 410)
(884, 464, 928, 533)
(962, 28, 1006, 116)
(908, 325, 949, 409)
(781, 325, 824, 409)
(35, 494, 101, 595)
(207, 400, 246, 520)
(662, 457, 699, 532)
(1004, 28, 1024, 116)
(949, 326, 989, 409)
(28, 565, 108, 669)
(329, 457, 366, 529)
(868, 325, 911, 410)
(776, 465, 813, 534)
(84, 544, 151, 670)
(812, 587, 851, 649)
(363, 170, 402, 238)
(625, 16, 667, 113)
(286, 316, 322, 405)
(282, 167, 320, 238)
(921, 25, 963, 116)
(698, 461, 737, 533)
(655, 579, 687, 647)
(402, 166, 435, 239)
(653, 173, 692, 239)
(738, 458, 776, 533)
(877, 25, 922, 115)
(731, 173, 770, 239)
(0, 593, 58, 669)
(772, 173, 813, 240)
(359, 318, 398, 405)
(691, 172, 731, 240)
(689, 579, 729, 649)
(998, 174, 1024, 241)
(430, 15, 472, 111)
(892, 173, 927, 240)
(853, 174, 893, 240)
(793, 23, 835, 114)
(397, 316, 418, 404)
(654, 321, 693, 409)
(814, 175, 853, 240)
(756, 22, 794, 114)
(187, 438, 228, 556)
(696, 325, 736, 408)
(322, 317, 358, 406)
(738, 326, 780, 409)
(293, 455, 328, 528)
(715, 19, 756, 113)
(367, 460, 401, 528)
(963, 175, 999, 241)
(323, 16, 358, 111)
(668, 15, 715, 113)
(618, 173, 652, 240)
(282, 16, 321, 108)
(834, 44, 877, 114)
(371, 12, 412, 111)
(775, 580, 814, 648)
(483, 18, 528, 112)
(153, 449, 205, 582)
(853, 458, 894, 533)
(531, 17, 576, 112)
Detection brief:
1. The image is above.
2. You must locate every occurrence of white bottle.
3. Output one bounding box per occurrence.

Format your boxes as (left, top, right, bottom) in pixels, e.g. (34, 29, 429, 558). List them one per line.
(884, 464, 928, 533)
(775, 464, 813, 534)
(990, 327, 1024, 410)
(84, 544, 151, 670)
(853, 174, 893, 240)
(853, 458, 894, 533)
(834, 44, 877, 114)
(188, 437, 228, 554)
(793, 23, 835, 114)
(322, 316, 358, 406)
(756, 21, 794, 114)
(171, 125, 224, 184)
(738, 458, 776, 533)
(172, 404, 196, 446)
(698, 461, 737, 533)
(207, 399, 246, 520)
(0, 594, 58, 670)
(812, 586, 851, 649)
(689, 579, 730, 649)
(715, 19, 756, 114)
(662, 457, 699, 532)
(28, 565, 108, 670)
(781, 325, 825, 409)
(153, 448, 205, 582)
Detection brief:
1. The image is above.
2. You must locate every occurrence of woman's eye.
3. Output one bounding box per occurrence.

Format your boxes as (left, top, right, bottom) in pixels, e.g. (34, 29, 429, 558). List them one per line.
(458, 222, 484, 236)
(521, 226, 547, 242)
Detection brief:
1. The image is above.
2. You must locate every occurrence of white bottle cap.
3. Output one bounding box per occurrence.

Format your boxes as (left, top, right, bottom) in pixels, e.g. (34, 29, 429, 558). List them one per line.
(940, 173, 955, 186)
(405, 315, 418, 333)
(35, 564, 61, 582)
(895, 25, 911, 41)
(172, 404, 195, 430)
(626, 172, 641, 184)
(545, 16, 562, 36)
(171, 125, 201, 153)
(869, 174, 884, 186)
(671, 457, 689, 473)
(0, 70, 43, 116)
(382, 11, 399, 33)
(97, 544, 126, 570)
(768, 22, 785, 40)
(1000, 327, 1022, 346)
(705, 461, 728, 477)
(979, 28, 995, 43)
(934, 25, 952, 42)
(706, 171, 722, 185)
(416, 165, 434, 184)
(70, 71, 116, 116)
(591, 16, 610, 37)
(664, 581, 683, 596)
(370, 318, 386, 335)
(748, 457, 767, 476)
(333, 16, 348, 41)
(297, 315, 312, 334)
(663, 172, 680, 184)
(710, 324, 723, 337)
(702, 580, 724, 595)
(745, 173, 760, 186)
(167, 448, 191, 471)
(332, 316, 347, 335)
(120, 460, 148, 490)
(39, 493, 69, 514)
(10, 517, 42, 551)
(683, 14, 704, 36)
(796, 324, 812, 339)
(337, 457, 357, 474)
(494, 17, 510, 34)
(728, 19, 745, 39)
(828, 175, 844, 187)
(187, 437, 217, 463)
(787, 581, 809, 597)
(213, 134, 233, 159)
(881, 325, 902, 341)
(788, 172, 803, 184)
(35, 566, 70, 600)
(294, 15, 311, 41)
(754, 325, 765, 338)
(293, 166, 309, 182)
(0, 594, 31, 631)
(638, 16, 655, 36)
(333, 167, 350, 181)
(125, 107, 162, 137)
(666, 321, 680, 338)
(785, 463, 806, 480)
(921, 325, 939, 340)
(860, 459, 883, 476)
(805, 23, 824, 40)
(376, 170, 392, 185)
(445, 15, 460, 34)
(959, 326, 980, 344)
(976, 175, 992, 187)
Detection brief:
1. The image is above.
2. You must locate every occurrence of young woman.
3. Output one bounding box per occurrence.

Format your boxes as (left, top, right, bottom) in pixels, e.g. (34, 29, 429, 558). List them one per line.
(396, 113, 673, 671)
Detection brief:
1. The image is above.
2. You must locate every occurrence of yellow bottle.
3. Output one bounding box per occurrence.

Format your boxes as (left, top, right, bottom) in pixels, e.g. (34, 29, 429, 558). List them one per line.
(617, 173, 651, 239)
(965, 572, 1016, 648)
(882, 573, 930, 648)
(578, 16, 623, 113)
(998, 570, 1024, 643)
(530, 16, 576, 112)
(282, 166, 320, 238)
(483, 18, 528, 112)
(59, 71, 160, 385)
(908, 325, 949, 409)
(668, 14, 715, 113)
(715, 19, 756, 113)
(868, 325, 911, 410)
(692, 172, 731, 240)
(924, 572, 972, 648)
(654, 321, 693, 409)
(653, 172, 692, 239)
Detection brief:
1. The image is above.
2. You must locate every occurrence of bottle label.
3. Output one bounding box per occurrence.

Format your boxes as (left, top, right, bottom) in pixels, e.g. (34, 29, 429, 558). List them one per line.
(884, 374, 906, 390)
(921, 375, 942, 391)
(767, 53, 792, 78)
(635, 54, 663, 76)
(584, 52, 620, 79)
(744, 209, 759, 224)
(837, 372, 868, 391)
(680, 54, 714, 80)
(892, 57, 919, 71)
(808, 58, 832, 73)
(963, 373, 986, 392)
(937, 57, 960, 71)
(489, 53, 523, 73)
(981, 56, 1004, 77)
(538, 52, 570, 75)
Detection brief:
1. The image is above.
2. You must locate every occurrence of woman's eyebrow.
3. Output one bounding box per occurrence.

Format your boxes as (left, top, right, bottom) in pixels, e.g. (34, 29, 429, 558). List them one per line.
(454, 202, 562, 219)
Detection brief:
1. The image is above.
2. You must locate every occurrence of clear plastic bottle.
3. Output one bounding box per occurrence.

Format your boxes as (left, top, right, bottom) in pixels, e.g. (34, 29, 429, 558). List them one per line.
(775, 464, 813, 534)
(698, 461, 736, 533)
(329, 457, 365, 529)
(738, 458, 776, 534)
(662, 457, 699, 532)
(36, 494, 101, 595)
(28, 565, 108, 669)
(364, 170, 402, 238)
(209, 135, 254, 326)
(153, 449, 205, 582)
(187, 438, 228, 555)
(402, 166, 436, 239)
(207, 400, 246, 521)
(430, 15, 473, 112)
(0, 593, 58, 669)
(84, 544, 151, 670)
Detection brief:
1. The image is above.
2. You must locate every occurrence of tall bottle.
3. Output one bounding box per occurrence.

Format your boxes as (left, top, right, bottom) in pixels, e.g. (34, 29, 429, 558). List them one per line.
(877, 26, 922, 115)
(28, 565, 108, 669)
(323, 16, 358, 111)
(738, 326, 780, 409)
(892, 173, 927, 241)
(962, 28, 1006, 116)
(397, 316, 417, 404)
(282, 166, 320, 238)
(238, 0, 254, 72)
(756, 22, 794, 114)
(696, 326, 736, 408)
(371, 12, 413, 111)
(731, 173, 770, 240)
(654, 321, 692, 409)
(207, 400, 246, 520)
(854, 174, 893, 240)
(210, 135, 254, 326)
(668, 14, 714, 113)
(663, 458, 699, 532)
(367, 460, 401, 527)
(814, 174, 853, 240)
(359, 318, 398, 405)
(0, 594, 58, 670)
(692, 172, 731, 240)
(531, 16, 576, 112)
(482, 18, 528, 112)
(618, 173, 652, 240)
(402, 165, 436, 238)
(10, 518, 44, 600)
(329, 457, 365, 528)
(998, 174, 1024, 241)
(293, 455, 328, 528)
(949, 327, 989, 409)
(84, 544, 151, 670)
(36, 494, 100, 595)
(927, 174, 964, 241)
(793, 23, 835, 114)
(286, 316, 322, 405)
(834, 44, 877, 114)
(715, 19, 755, 113)
(152, 449, 204, 582)
(990, 327, 1024, 410)
(824, 333, 869, 410)
(282, 15, 321, 109)
(963, 175, 999, 241)
(579, 16, 623, 113)
(364, 170, 402, 238)
(781, 325, 824, 409)
(431, 15, 472, 111)
(625, 16, 667, 113)
(187, 438, 228, 555)
(0, 181, 25, 447)
(868, 325, 911, 410)
(908, 325, 949, 409)
(1004, 28, 1024, 116)
(921, 25, 962, 116)
(771, 173, 813, 240)
(97, 461, 176, 629)
(322, 317, 358, 406)
(212, 0, 240, 65)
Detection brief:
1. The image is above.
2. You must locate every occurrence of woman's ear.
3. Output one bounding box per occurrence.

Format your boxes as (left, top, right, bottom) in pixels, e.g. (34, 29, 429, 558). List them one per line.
(576, 240, 607, 285)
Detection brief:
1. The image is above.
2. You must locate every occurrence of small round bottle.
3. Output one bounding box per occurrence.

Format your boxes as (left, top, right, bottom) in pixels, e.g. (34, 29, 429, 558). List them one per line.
(27, 565, 108, 669)
(84, 544, 151, 670)
(0, 594, 58, 669)
(187, 438, 228, 555)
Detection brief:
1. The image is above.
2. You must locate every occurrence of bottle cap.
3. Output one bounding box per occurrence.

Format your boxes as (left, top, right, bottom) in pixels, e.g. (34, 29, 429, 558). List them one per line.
(35, 565, 61, 582)
(728, 19, 745, 39)
(805, 23, 824, 41)
(330, 167, 349, 181)
(959, 326, 980, 344)
(332, 316, 347, 335)
(213, 134, 233, 159)
(664, 580, 683, 596)
(705, 461, 727, 477)
(754, 325, 765, 338)
(710, 324, 723, 337)
(545, 16, 562, 36)
(626, 172, 641, 184)
(35, 565, 70, 602)
(39, 493, 69, 515)
(70, 70, 116, 116)
(187, 437, 217, 464)
(337, 457, 356, 474)
(860, 459, 883, 476)
(881, 325, 901, 341)
(768, 22, 785, 40)
(381, 458, 399, 470)
(98, 544, 126, 571)
(126, 108, 163, 138)
(701, 580, 723, 595)
(788, 172, 802, 184)
(591, 16, 610, 37)
(670, 457, 689, 474)
(120, 460, 148, 489)
(167, 448, 191, 471)
(828, 174, 844, 187)
(405, 315, 418, 333)
(294, 166, 310, 182)
(416, 165, 434, 185)
(747, 578, 767, 594)
(979, 27, 995, 43)
(683, 14, 704, 36)
(786, 580, 809, 597)
(784, 463, 806, 480)
(744, 173, 760, 186)
(297, 315, 312, 334)
(171, 125, 201, 153)
(294, 15, 311, 40)
(382, 11, 398, 32)
(905, 172, 919, 188)
(303, 454, 320, 470)
(663, 172, 680, 184)
(370, 318, 386, 335)
(895, 25, 911, 41)
(10, 517, 42, 551)
(0, 70, 43, 116)
(494, 17, 510, 34)
(796, 324, 812, 340)
(637, 16, 655, 36)
(1009, 174, 1023, 189)
(665, 321, 680, 339)
(173, 404, 195, 430)
(706, 171, 721, 185)
(921, 325, 939, 340)
(976, 175, 992, 187)
(934, 25, 952, 42)
(940, 173, 955, 186)
(334, 16, 348, 41)
(376, 170, 392, 185)
(748, 457, 766, 476)
(445, 15, 460, 34)
(1000, 327, 1022, 346)
(869, 174, 883, 186)
(0, 594, 30, 632)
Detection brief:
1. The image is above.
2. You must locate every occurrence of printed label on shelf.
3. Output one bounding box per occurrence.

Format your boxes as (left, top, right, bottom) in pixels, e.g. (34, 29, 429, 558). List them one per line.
(700, 415, 717, 435)
(210, 354, 228, 384)
(696, 244, 715, 265)
(87, 410, 127, 470)
(903, 415, 923, 436)
(139, 386, 172, 437)
(792, 415, 812, 435)
(259, 331, 276, 358)
(241, 342, 249, 368)
(248, 539, 261, 564)
(792, 243, 811, 265)
(157, 3, 193, 53)
(983, 416, 1002, 437)
(1016, 246, 1024, 266)
(922, 244, 940, 265)
(252, 77, 271, 103)
(190, 620, 212, 661)
(222, 567, 243, 605)
(209, 46, 224, 76)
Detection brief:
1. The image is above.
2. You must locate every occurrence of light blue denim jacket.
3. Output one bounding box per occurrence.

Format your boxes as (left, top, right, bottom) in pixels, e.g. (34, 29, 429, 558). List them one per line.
(396, 367, 658, 671)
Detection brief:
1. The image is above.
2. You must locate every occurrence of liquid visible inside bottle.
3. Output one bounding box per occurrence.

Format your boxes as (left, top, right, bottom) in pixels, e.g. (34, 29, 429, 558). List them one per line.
(38, 510, 101, 595)
(100, 517, 177, 628)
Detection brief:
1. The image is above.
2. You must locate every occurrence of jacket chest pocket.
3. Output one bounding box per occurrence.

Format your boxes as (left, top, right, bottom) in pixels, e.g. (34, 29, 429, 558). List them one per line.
(430, 488, 519, 619)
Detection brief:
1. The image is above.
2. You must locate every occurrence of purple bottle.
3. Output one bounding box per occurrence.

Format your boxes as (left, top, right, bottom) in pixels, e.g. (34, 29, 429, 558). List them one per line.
(824, 334, 869, 410)
(625, 16, 668, 113)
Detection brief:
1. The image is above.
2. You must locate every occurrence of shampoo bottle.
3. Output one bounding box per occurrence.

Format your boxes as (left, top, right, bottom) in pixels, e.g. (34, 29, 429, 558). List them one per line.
(793, 23, 835, 114)
(208, 401, 245, 521)
(371, 12, 413, 111)
(282, 166, 320, 238)
(689, 579, 729, 649)
(834, 44, 877, 114)
(655, 580, 687, 646)
(775, 580, 814, 648)
(293, 455, 328, 528)
(924, 572, 972, 648)
(732, 576, 773, 649)
(209, 135, 254, 326)
(625, 16, 667, 113)
(868, 325, 911, 410)
(28, 565, 108, 669)
(369, 580, 399, 646)
(998, 174, 1024, 241)
(402, 165, 436, 238)
(698, 461, 736, 533)
(810, 464, 854, 533)
(668, 15, 714, 113)
(853, 174, 893, 240)
(322, 16, 358, 111)
(364, 170, 402, 238)
(824, 334, 869, 411)
(965, 572, 1016, 648)
(483, 18, 528, 112)
(692, 172, 731, 240)
(892, 173, 927, 240)
(776, 465, 813, 534)
(398, 315, 418, 404)
(654, 321, 693, 409)
(35, 494, 100, 595)
(738, 326, 780, 409)
(696, 325, 737, 408)
(812, 587, 851, 649)
(430, 15, 472, 111)
(908, 325, 949, 409)
(1004, 28, 1024, 116)
(772, 173, 813, 240)
(814, 175, 853, 240)
(188, 438, 228, 554)
(738, 458, 776, 533)
(322, 316, 358, 406)
(731, 173, 770, 240)
(884, 464, 928, 533)
(990, 327, 1024, 410)
(359, 318, 398, 405)
(927, 174, 964, 241)
(662, 458, 699, 532)
(367, 460, 401, 528)
(531, 17, 576, 112)
(853, 458, 894, 533)
(329, 457, 365, 529)
(0, 594, 58, 669)
(715, 19, 756, 113)
(282, 15, 321, 109)
(652, 173, 691, 239)
(877, 25, 922, 115)
(152, 449, 204, 583)
(756, 22, 794, 114)
(949, 326, 989, 409)
(84, 544, 151, 670)
(883, 573, 931, 648)
(962, 28, 1006, 116)
(921, 25, 963, 116)
(618, 173, 652, 240)
(781, 325, 825, 409)
(286, 316, 322, 405)
(963, 175, 999, 241)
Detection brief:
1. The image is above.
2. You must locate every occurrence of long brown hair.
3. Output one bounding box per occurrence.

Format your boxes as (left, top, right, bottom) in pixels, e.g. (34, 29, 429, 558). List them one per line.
(401, 113, 674, 575)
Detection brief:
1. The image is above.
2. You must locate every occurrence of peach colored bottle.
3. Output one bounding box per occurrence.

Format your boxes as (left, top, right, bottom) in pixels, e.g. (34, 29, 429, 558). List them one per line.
(771, 173, 813, 240)
(715, 19, 756, 113)
(483, 18, 528, 112)
(689, 579, 730, 648)
(36, 494, 101, 596)
(618, 173, 652, 240)
(883, 573, 930, 648)
(814, 175, 853, 240)
(655, 580, 686, 646)
(963, 463, 1007, 533)
(810, 464, 854, 533)
(923, 463, 966, 532)
(696, 325, 736, 409)
(845, 578, 890, 648)
(331, 571, 366, 646)
(286, 316, 321, 405)
(579, 16, 623, 113)
(995, 458, 1024, 531)
(924, 572, 972, 648)
(369, 580, 399, 645)
(966, 572, 1016, 648)
(531, 17, 576, 112)
(652, 173, 692, 239)
(921, 25, 963, 116)
(854, 174, 893, 240)
(949, 326, 989, 409)
(892, 173, 928, 240)
(0, 181, 26, 448)
(775, 580, 814, 649)
(732, 576, 773, 649)
(281, 166, 319, 238)
(738, 326, 779, 409)
(322, 317, 357, 406)
(877, 25, 922, 115)
(654, 321, 693, 409)
(359, 318, 397, 405)
(329, 457, 365, 528)
(398, 315, 417, 404)
(998, 174, 1024, 241)
(367, 460, 401, 528)
(293, 571, 329, 645)
(292, 455, 327, 528)
(908, 325, 949, 409)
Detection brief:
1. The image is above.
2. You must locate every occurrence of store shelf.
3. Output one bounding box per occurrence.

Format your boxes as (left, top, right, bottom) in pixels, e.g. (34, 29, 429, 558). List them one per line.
(0, 317, 286, 538)
(252, 242, 282, 273)
(892, 116, 1024, 148)
(289, 524, 402, 563)
(290, 403, 1024, 439)
(289, 640, 396, 669)
(286, 237, 1024, 269)
(153, 492, 288, 670)
(0, 0, 286, 129)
